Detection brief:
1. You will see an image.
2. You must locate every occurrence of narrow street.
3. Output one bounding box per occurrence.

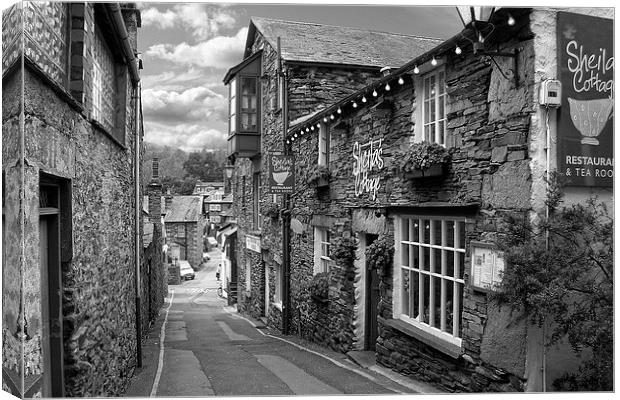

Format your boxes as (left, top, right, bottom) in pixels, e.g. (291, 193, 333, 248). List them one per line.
(125, 249, 422, 397)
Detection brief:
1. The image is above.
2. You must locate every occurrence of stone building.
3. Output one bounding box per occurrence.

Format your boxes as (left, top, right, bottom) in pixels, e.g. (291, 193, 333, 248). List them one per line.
(280, 6, 613, 393)
(163, 196, 205, 268)
(2, 2, 166, 397)
(224, 17, 443, 322)
(204, 191, 232, 235)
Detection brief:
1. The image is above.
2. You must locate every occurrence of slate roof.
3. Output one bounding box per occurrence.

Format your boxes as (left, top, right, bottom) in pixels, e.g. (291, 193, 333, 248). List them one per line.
(164, 196, 203, 223)
(247, 17, 444, 68)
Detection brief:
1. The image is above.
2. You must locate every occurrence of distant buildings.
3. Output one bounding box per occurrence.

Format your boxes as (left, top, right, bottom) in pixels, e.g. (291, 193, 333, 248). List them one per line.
(2, 2, 166, 397)
(163, 196, 205, 268)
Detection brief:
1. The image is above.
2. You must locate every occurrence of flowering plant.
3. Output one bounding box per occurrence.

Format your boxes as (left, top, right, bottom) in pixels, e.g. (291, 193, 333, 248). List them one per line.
(400, 141, 450, 173)
(307, 164, 331, 187)
(366, 235, 394, 277)
(308, 271, 330, 300)
(263, 202, 280, 219)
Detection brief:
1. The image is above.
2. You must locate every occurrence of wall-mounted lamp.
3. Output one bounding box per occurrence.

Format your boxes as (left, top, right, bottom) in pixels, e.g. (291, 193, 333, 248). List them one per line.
(456, 6, 519, 86)
(224, 162, 234, 179)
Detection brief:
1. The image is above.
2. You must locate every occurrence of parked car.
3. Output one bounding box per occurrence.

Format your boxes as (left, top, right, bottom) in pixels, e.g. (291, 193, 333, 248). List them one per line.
(202, 252, 211, 262)
(179, 261, 195, 281)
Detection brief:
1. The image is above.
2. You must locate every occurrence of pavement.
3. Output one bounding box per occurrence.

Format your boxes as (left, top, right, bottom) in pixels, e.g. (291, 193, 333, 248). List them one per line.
(124, 248, 441, 397)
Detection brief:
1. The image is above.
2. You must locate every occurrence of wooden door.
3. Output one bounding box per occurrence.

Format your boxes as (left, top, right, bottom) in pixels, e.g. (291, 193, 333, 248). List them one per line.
(365, 234, 380, 351)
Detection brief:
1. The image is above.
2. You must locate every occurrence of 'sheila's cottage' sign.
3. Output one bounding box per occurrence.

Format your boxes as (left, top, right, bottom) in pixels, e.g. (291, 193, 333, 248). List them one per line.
(557, 12, 614, 187)
(352, 138, 384, 201)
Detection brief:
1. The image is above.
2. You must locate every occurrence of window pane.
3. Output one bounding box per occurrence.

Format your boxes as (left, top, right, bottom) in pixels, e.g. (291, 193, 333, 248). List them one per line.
(446, 251, 454, 277)
(457, 221, 466, 249)
(430, 100, 436, 122)
(431, 220, 441, 245)
(432, 249, 442, 274)
(401, 243, 409, 266)
(445, 220, 455, 247)
(421, 274, 429, 324)
(445, 280, 454, 334)
(432, 277, 442, 328)
(401, 219, 409, 242)
(457, 252, 465, 280)
(455, 283, 463, 337)
(424, 100, 430, 124)
(438, 71, 445, 94)
(422, 219, 430, 243)
(422, 247, 430, 271)
(413, 245, 420, 270)
(412, 270, 419, 319)
(402, 268, 410, 317)
(412, 219, 420, 243)
(439, 96, 445, 120)
(230, 114, 236, 133)
(438, 120, 445, 145)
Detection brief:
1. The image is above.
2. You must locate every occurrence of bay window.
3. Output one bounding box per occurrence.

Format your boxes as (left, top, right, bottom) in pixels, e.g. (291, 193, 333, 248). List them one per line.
(395, 216, 465, 346)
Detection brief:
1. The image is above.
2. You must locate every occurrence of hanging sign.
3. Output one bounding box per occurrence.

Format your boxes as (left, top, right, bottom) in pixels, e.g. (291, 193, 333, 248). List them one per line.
(557, 12, 613, 187)
(352, 138, 384, 201)
(267, 152, 295, 194)
(469, 241, 505, 292)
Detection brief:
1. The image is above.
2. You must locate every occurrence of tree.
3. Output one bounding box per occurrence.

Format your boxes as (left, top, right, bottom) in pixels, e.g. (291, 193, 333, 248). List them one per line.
(183, 150, 224, 182)
(491, 175, 613, 391)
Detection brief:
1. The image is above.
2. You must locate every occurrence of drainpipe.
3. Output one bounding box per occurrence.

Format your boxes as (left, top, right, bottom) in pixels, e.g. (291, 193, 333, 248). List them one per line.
(110, 3, 143, 367)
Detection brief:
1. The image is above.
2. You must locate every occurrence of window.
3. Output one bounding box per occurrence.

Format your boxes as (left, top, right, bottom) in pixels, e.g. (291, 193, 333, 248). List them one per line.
(395, 216, 465, 346)
(240, 77, 258, 131)
(177, 224, 186, 238)
(318, 123, 330, 166)
(274, 263, 282, 305)
(313, 227, 331, 274)
(422, 69, 447, 146)
(229, 78, 237, 134)
(209, 204, 221, 212)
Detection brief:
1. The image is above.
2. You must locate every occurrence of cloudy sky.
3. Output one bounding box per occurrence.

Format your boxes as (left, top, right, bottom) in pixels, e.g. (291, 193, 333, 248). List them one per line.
(138, 1, 463, 152)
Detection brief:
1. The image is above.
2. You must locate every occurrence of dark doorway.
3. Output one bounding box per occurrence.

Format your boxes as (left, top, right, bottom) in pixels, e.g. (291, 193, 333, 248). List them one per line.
(39, 174, 71, 397)
(228, 232, 238, 305)
(365, 234, 380, 351)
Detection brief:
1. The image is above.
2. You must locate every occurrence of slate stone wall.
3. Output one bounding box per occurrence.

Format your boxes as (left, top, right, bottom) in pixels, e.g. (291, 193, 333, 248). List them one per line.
(284, 25, 535, 392)
(231, 29, 385, 330)
(2, 4, 145, 397)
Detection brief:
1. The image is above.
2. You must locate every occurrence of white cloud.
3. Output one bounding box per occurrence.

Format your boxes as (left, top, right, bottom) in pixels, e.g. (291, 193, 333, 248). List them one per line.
(141, 4, 238, 40)
(142, 85, 227, 124)
(145, 28, 247, 69)
(144, 120, 227, 152)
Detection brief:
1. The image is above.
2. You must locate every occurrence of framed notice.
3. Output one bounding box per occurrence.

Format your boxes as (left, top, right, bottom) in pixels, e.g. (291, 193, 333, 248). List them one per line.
(267, 152, 295, 194)
(557, 12, 613, 187)
(469, 241, 505, 292)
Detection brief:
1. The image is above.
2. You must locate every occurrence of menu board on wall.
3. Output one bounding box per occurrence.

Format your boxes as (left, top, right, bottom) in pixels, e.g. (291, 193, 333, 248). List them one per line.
(267, 152, 295, 194)
(470, 242, 505, 292)
(557, 12, 614, 187)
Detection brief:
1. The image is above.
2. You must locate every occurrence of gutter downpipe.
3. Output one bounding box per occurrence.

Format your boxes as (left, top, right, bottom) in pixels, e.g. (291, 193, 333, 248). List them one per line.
(279, 37, 291, 335)
(110, 3, 142, 367)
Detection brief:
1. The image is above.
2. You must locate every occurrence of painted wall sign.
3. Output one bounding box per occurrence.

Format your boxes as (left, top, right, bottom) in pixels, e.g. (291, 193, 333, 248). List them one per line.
(246, 234, 261, 253)
(469, 241, 505, 292)
(557, 12, 613, 187)
(267, 152, 295, 194)
(352, 138, 384, 201)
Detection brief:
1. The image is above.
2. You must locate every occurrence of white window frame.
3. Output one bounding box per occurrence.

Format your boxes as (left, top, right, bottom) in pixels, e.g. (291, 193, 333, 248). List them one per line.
(274, 263, 282, 307)
(313, 227, 331, 274)
(415, 65, 447, 146)
(318, 123, 330, 166)
(229, 78, 237, 135)
(393, 215, 466, 348)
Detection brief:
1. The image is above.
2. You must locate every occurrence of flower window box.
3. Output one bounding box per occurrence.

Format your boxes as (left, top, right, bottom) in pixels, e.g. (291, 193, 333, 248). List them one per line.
(399, 141, 450, 180)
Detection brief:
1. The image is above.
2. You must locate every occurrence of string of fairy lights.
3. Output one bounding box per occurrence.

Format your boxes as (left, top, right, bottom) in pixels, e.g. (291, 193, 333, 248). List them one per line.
(284, 11, 516, 147)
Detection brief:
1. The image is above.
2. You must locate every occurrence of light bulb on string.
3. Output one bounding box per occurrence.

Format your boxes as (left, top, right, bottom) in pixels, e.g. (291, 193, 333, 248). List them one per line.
(413, 66, 419, 74)
(317, 123, 320, 128)
(330, 114, 335, 120)
(337, 107, 342, 114)
(294, 133, 298, 138)
(398, 76, 404, 85)
(362, 96, 367, 103)
(455, 46, 462, 55)
(372, 89, 378, 97)
(311, 125, 315, 131)
(323, 117, 328, 123)
(286, 140, 290, 144)
(385, 82, 390, 91)
(507, 14, 515, 26)
(306, 127, 310, 132)
(431, 57, 437, 66)
(352, 101, 357, 108)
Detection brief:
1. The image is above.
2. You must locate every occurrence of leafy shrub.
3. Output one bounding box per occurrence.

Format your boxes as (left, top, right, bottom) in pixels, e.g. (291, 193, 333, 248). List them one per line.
(308, 272, 330, 300)
(263, 202, 280, 219)
(307, 164, 331, 186)
(366, 235, 394, 277)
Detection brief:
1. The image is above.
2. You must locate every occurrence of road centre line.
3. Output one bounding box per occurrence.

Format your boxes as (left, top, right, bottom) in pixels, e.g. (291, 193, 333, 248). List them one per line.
(150, 289, 175, 397)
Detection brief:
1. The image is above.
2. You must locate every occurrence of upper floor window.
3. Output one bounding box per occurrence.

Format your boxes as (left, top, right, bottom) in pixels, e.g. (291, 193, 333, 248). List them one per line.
(313, 227, 331, 274)
(422, 69, 447, 146)
(318, 123, 330, 166)
(395, 215, 466, 347)
(92, 25, 117, 133)
(240, 77, 258, 131)
(229, 78, 237, 134)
